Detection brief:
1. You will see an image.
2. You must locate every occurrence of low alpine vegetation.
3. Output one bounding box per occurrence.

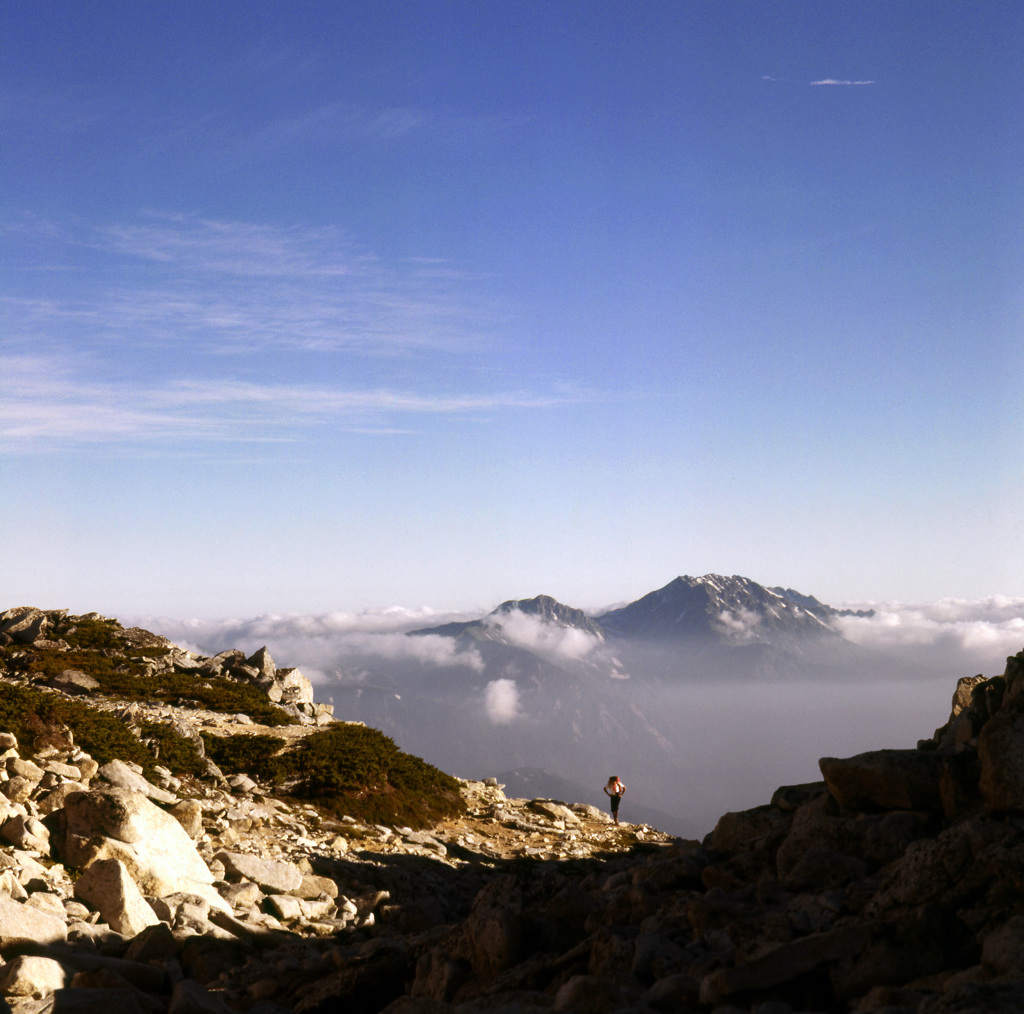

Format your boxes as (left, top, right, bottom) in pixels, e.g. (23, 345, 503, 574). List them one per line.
(203, 724, 466, 829)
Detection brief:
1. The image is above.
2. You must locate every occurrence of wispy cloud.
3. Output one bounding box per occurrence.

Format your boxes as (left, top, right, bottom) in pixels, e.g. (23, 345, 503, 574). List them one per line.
(810, 79, 874, 87)
(99, 215, 367, 277)
(4, 213, 497, 355)
(0, 355, 589, 450)
(2, 213, 596, 453)
(762, 75, 875, 87)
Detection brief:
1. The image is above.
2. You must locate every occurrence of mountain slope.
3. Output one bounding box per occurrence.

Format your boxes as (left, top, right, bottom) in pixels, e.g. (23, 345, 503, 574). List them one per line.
(597, 574, 839, 643)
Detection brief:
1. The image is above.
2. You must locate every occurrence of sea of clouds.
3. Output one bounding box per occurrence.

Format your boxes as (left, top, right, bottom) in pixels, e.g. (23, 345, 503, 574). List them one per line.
(132, 597, 1024, 836)
(139, 595, 1024, 692)
(834, 596, 1024, 673)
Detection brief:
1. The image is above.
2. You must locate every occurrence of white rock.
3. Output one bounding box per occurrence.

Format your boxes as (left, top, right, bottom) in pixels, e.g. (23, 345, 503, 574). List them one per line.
(1, 813, 51, 853)
(23, 893, 67, 919)
(214, 851, 303, 894)
(98, 759, 178, 804)
(0, 954, 69, 998)
(73, 857, 161, 938)
(63, 787, 222, 909)
(0, 895, 68, 946)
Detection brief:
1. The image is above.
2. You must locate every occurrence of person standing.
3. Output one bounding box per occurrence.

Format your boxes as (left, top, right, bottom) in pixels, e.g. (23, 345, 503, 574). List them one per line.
(604, 775, 626, 825)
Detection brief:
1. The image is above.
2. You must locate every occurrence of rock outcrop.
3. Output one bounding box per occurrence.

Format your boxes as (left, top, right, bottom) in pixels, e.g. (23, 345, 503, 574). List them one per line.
(3, 606, 1024, 1012)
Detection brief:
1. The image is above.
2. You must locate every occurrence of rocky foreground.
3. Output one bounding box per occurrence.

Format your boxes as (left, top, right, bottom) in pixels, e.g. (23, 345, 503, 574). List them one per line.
(2, 608, 1024, 1012)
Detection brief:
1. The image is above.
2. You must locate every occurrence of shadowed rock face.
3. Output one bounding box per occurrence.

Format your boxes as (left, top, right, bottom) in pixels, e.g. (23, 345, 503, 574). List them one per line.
(3, 606, 1024, 1013)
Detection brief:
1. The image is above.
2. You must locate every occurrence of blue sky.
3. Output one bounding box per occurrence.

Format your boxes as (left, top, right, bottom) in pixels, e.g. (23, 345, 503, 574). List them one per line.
(3, 1, 1023, 618)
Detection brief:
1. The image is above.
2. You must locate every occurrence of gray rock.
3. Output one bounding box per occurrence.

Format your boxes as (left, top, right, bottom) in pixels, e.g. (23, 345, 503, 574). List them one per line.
(98, 759, 179, 804)
(819, 749, 945, 812)
(1, 813, 51, 853)
(73, 857, 161, 938)
(62, 787, 223, 908)
(9, 756, 45, 781)
(213, 851, 303, 894)
(272, 668, 314, 706)
(47, 669, 101, 695)
(0, 954, 69, 999)
(169, 799, 204, 839)
(245, 646, 277, 683)
(0, 606, 50, 644)
(3, 775, 36, 803)
(527, 799, 581, 825)
(0, 894, 68, 946)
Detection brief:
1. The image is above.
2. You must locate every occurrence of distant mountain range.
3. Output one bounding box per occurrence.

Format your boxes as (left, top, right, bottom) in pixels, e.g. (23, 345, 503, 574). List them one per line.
(331, 574, 883, 837)
(415, 574, 873, 646)
(409, 574, 875, 685)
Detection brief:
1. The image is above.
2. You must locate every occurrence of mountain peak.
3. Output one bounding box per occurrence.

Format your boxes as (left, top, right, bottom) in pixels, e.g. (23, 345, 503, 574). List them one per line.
(597, 573, 838, 643)
(491, 595, 604, 636)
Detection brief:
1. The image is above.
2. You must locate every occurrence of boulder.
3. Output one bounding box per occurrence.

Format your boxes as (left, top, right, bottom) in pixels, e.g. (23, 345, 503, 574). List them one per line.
(0, 954, 69, 998)
(0, 606, 50, 644)
(98, 759, 179, 804)
(1, 813, 51, 853)
(699, 921, 875, 1005)
(74, 857, 161, 937)
(169, 799, 204, 839)
(62, 787, 222, 906)
(9, 756, 45, 781)
(710, 805, 790, 854)
(272, 668, 314, 706)
(0, 894, 68, 946)
(245, 646, 277, 683)
(3, 774, 36, 803)
(527, 799, 581, 825)
(213, 851, 302, 894)
(819, 749, 945, 812)
(569, 802, 608, 821)
(36, 781, 91, 815)
(47, 669, 101, 695)
(455, 876, 528, 979)
(979, 700, 1024, 812)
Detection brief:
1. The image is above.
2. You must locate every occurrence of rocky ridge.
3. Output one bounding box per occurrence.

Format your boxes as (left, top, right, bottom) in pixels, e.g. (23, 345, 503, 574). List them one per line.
(3, 605, 1024, 1012)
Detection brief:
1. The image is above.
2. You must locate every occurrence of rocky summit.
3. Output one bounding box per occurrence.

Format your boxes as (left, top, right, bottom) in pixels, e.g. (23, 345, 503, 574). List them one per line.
(2, 606, 1024, 1013)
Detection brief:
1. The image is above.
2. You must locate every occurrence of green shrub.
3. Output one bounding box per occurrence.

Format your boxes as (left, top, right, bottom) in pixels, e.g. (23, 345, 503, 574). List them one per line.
(7, 648, 141, 682)
(140, 721, 207, 777)
(58, 617, 126, 652)
(0, 683, 156, 774)
(90, 671, 294, 726)
(2, 645, 292, 727)
(202, 732, 287, 775)
(203, 724, 466, 828)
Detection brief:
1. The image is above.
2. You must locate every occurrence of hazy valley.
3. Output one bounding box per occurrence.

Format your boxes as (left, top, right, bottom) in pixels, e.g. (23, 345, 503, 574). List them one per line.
(150, 575, 1013, 838)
